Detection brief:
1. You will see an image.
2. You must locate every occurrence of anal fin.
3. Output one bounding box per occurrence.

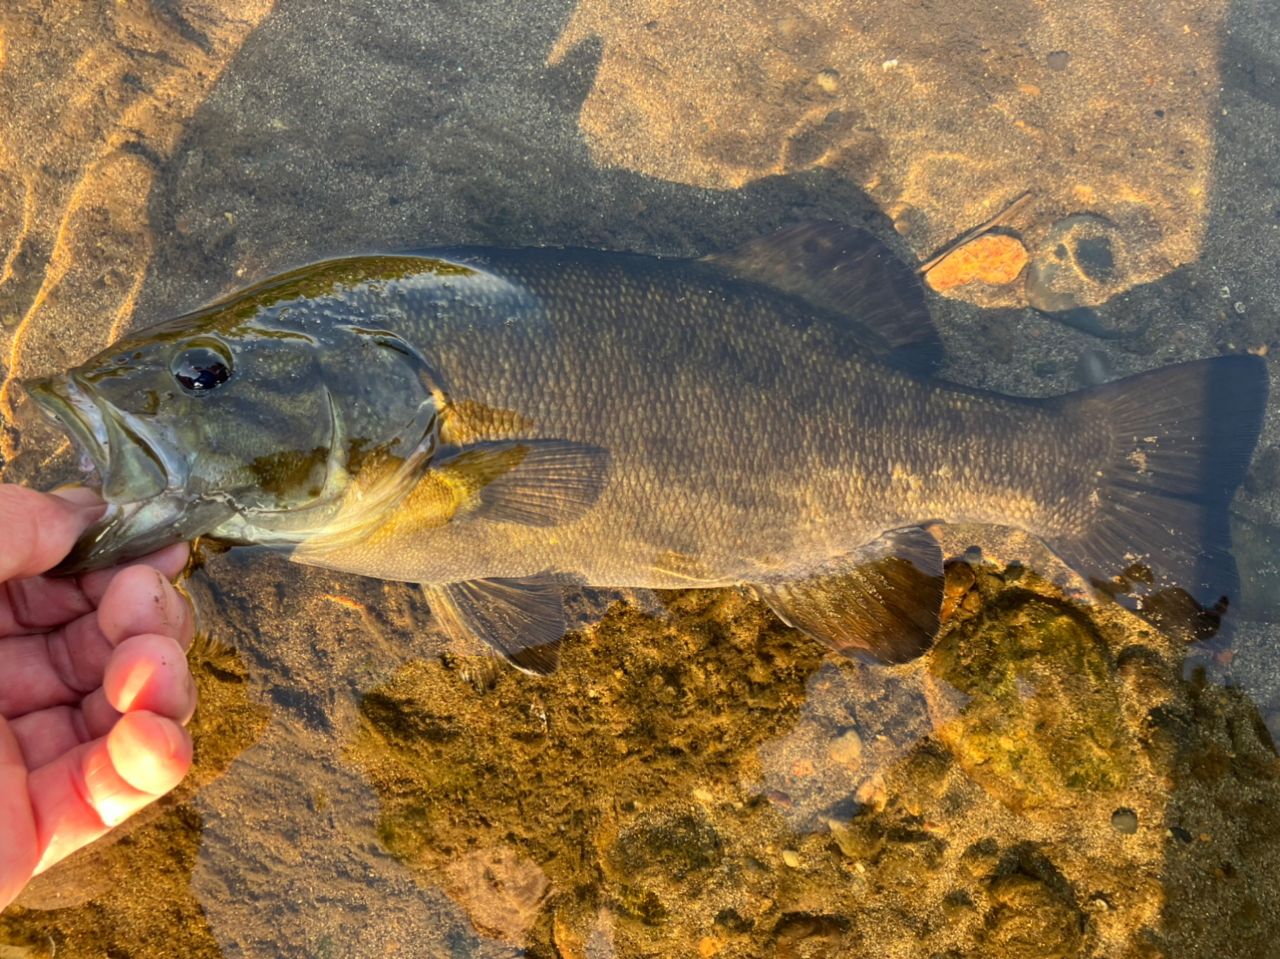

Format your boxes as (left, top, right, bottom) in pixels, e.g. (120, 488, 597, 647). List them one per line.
(423, 574, 567, 675)
(754, 527, 944, 665)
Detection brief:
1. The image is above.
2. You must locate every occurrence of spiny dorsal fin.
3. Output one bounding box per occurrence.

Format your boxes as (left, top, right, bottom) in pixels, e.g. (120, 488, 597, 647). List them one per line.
(701, 221, 943, 376)
(754, 526, 945, 665)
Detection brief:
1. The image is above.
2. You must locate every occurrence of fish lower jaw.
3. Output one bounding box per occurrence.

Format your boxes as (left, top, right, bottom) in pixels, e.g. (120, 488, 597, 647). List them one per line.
(25, 375, 112, 487)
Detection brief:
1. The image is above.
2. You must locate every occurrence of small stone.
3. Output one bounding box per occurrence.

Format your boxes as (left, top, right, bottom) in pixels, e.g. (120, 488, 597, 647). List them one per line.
(930, 595, 1130, 811)
(790, 758, 815, 777)
(1073, 348, 1113, 386)
(1111, 807, 1139, 834)
(1047, 50, 1071, 70)
(698, 936, 726, 957)
(815, 69, 839, 93)
(854, 774, 888, 811)
(925, 234, 1028, 292)
(826, 817, 886, 860)
(781, 849, 801, 868)
(828, 729, 864, 769)
(1025, 214, 1129, 316)
(941, 560, 978, 623)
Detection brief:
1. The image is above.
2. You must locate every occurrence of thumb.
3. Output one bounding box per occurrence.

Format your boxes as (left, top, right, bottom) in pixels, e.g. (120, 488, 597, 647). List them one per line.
(0, 485, 105, 582)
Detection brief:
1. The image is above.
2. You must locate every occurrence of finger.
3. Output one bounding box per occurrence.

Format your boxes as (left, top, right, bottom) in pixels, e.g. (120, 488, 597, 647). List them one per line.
(78, 542, 191, 607)
(0, 632, 193, 748)
(7, 704, 92, 771)
(1, 537, 190, 638)
(0, 575, 95, 635)
(0, 719, 39, 911)
(29, 712, 192, 874)
(0, 576, 193, 717)
(81, 686, 123, 741)
(48, 486, 107, 509)
(1, 596, 122, 713)
(0, 486, 104, 582)
(0, 631, 96, 718)
(104, 635, 197, 724)
(97, 565, 195, 651)
(6, 689, 120, 771)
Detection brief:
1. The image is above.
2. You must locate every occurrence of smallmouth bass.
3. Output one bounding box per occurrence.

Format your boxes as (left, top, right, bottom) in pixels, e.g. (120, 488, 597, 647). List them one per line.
(24, 223, 1268, 668)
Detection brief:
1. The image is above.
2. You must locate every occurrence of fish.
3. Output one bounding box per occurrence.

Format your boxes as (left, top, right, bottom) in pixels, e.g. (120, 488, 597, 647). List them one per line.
(23, 223, 1269, 670)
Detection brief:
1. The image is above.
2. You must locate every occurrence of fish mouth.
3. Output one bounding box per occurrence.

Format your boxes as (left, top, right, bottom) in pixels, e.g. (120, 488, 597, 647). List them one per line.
(24, 373, 112, 489)
(24, 373, 197, 574)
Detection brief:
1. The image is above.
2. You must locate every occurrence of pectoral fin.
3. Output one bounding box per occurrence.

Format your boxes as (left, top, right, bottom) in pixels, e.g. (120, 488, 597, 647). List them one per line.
(423, 574, 567, 675)
(440, 440, 610, 527)
(754, 527, 944, 665)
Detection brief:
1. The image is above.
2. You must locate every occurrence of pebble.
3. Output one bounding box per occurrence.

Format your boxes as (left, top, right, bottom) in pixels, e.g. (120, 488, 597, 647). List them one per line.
(1111, 807, 1139, 834)
(925, 234, 1028, 292)
(828, 729, 864, 769)
(781, 849, 801, 868)
(1025, 214, 1129, 319)
(854, 775, 888, 811)
(1073, 347, 1114, 386)
(1047, 50, 1071, 70)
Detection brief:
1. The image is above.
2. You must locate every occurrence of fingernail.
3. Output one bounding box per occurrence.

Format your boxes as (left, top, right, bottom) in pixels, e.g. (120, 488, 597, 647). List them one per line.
(158, 575, 188, 633)
(84, 744, 134, 826)
(114, 658, 153, 713)
(182, 670, 199, 724)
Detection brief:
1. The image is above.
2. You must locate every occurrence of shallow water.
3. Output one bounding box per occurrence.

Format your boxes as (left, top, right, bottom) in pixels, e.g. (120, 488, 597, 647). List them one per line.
(4, 0, 1280, 956)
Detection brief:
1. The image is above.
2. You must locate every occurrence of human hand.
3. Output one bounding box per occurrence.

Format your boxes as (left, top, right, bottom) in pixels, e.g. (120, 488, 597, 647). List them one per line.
(0, 485, 195, 912)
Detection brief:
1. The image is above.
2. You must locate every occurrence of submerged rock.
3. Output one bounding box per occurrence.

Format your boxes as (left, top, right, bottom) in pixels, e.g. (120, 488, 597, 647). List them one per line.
(925, 234, 1029, 294)
(1025, 214, 1131, 318)
(930, 593, 1130, 812)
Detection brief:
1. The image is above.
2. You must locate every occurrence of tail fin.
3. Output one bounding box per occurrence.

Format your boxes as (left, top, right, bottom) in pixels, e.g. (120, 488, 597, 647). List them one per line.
(1045, 355, 1268, 624)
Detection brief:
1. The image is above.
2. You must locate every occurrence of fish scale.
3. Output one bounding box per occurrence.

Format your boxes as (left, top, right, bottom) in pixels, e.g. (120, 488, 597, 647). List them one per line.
(407, 253, 1084, 580)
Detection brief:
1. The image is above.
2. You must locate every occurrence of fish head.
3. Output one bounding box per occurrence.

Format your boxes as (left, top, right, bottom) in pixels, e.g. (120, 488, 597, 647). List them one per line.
(25, 264, 446, 574)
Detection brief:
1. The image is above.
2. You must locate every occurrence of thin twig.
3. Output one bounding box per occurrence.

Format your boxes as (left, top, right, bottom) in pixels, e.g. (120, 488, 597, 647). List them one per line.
(917, 191, 1036, 274)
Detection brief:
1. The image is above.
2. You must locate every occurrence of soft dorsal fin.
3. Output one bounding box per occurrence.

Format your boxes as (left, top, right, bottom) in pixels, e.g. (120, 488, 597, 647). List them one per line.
(701, 221, 944, 376)
(753, 526, 945, 665)
(423, 574, 566, 675)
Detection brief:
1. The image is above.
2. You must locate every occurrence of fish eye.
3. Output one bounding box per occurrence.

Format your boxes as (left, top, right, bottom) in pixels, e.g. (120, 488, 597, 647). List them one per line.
(171, 344, 233, 395)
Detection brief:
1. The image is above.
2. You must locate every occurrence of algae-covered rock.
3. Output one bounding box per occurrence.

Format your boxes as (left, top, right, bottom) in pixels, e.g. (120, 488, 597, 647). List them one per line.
(981, 873, 1086, 959)
(347, 588, 841, 956)
(930, 591, 1130, 812)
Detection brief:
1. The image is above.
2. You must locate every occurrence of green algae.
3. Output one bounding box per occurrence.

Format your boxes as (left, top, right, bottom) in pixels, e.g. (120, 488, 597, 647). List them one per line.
(931, 585, 1131, 811)
(345, 588, 838, 954)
